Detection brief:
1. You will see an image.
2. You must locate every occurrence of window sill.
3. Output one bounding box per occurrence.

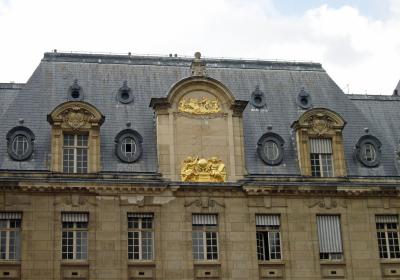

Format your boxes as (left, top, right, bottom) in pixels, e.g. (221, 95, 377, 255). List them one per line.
(258, 260, 285, 265)
(380, 259, 400, 264)
(0, 260, 20, 266)
(193, 260, 221, 266)
(319, 260, 346, 265)
(61, 260, 89, 267)
(128, 261, 156, 267)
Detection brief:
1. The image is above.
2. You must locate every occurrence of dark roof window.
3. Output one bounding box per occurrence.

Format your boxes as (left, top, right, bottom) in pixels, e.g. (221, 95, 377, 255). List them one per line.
(296, 87, 312, 109)
(6, 126, 35, 161)
(250, 85, 266, 108)
(68, 79, 83, 101)
(355, 135, 381, 167)
(115, 129, 143, 163)
(117, 81, 134, 104)
(257, 132, 284, 165)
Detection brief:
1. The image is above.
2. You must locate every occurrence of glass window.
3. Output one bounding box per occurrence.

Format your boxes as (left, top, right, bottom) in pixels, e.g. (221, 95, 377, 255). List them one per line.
(310, 138, 334, 177)
(63, 134, 88, 173)
(317, 215, 343, 260)
(192, 214, 218, 261)
(128, 214, 154, 260)
(376, 215, 400, 259)
(11, 135, 29, 156)
(256, 215, 281, 261)
(62, 213, 88, 260)
(264, 141, 279, 161)
(0, 214, 21, 260)
(121, 137, 137, 158)
(363, 143, 376, 162)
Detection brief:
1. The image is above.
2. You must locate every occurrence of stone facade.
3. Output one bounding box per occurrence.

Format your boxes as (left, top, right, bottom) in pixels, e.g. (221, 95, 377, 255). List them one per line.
(1, 52, 400, 280)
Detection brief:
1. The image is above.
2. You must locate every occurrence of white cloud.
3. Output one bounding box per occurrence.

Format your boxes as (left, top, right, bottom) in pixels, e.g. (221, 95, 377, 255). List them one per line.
(0, 0, 399, 94)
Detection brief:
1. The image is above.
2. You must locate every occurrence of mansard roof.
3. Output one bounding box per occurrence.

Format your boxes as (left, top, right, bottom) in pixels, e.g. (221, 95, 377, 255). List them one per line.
(0, 52, 399, 178)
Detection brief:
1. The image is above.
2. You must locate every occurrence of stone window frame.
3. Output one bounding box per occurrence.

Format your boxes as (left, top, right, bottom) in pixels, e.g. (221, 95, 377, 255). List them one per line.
(355, 135, 382, 167)
(61, 212, 89, 261)
(47, 101, 105, 173)
(192, 213, 219, 261)
(291, 108, 347, 177)
(127, 213, 154, 260)
(6, 126, 35, 161)
(114, 129, 143, 163)
(257, 132, 284, 166)
(255, 214, 282, 261)
(0, 213, 22, 260)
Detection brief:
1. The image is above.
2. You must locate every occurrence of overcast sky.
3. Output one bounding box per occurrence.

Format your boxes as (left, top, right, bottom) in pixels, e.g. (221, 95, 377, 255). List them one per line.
(1, 0, 399, 95)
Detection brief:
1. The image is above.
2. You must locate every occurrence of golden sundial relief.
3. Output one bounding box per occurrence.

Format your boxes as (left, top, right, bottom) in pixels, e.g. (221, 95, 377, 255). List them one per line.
(181, 156, 227, 182)
(178, 97, 221, 114)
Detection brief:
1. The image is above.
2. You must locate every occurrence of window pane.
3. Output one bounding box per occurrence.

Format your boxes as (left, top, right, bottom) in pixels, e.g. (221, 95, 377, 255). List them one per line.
(121, 137, 136, 158)
(192, 231, 204, 260)
(363, 143, 376, 162)
(264, 140, 279, 161)
(12, 135, 29, 156)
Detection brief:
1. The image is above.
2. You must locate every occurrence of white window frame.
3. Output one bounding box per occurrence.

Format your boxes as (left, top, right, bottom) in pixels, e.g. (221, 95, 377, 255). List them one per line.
(0, 218, 21, 260)
(62, 133, 89, 173)
(376, 215, 400, 259)
(256, 215, 282, 261)
(310, 138, 334, 177)
(192, 214, 219, 261)
(128, 214, 154, 261)
(61, 213, 88, 261)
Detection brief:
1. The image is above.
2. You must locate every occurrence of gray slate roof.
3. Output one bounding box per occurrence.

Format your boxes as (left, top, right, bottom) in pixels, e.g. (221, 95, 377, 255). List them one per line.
(0, 52, 399, 177)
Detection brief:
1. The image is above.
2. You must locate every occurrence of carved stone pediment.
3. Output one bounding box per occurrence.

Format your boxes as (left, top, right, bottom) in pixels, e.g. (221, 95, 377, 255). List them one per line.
(291, 108, 346, 134)
(47, 101, 105, 129)
(307, 114, 335, 135)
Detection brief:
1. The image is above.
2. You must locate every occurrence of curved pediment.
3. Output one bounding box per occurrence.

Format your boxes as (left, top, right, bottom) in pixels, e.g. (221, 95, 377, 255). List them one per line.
(292, 108, 346, 135)
(47, 101, 105, 130)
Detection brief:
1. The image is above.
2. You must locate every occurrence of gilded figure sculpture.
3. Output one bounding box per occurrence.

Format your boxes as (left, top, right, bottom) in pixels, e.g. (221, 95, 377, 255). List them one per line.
(181, 156, 226, 182)
(178, 97, 221, 114)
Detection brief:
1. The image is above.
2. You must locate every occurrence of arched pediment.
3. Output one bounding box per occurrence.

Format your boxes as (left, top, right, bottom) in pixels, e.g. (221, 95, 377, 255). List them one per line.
(292, 108, 346, 135)
(47, 101, 105, 130)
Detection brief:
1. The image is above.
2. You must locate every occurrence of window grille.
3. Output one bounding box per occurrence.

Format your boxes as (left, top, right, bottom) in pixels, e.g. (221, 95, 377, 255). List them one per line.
(376, 215, 400, 259)
(0, 213, 21, 260)
(62, 213, 88, 260)
(128, 213, 154, 260)
(63, 134, 88, 173)
(310, 138, 334, 177)
(192, 214, 218, 260)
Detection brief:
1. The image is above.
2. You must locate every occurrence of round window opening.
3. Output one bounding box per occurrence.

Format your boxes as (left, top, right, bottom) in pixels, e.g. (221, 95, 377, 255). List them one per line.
(120, 90, 130, 101)
(355, 135, 381, 167)
(257, 133, 284, 165)
(264, 140, 279, 161)
(300, 97, 308, 106)
(121, 137, 137, 158)
(254, 96, 263, 105)
(71, 90, 80, 99)
(12, 135, 29, 156)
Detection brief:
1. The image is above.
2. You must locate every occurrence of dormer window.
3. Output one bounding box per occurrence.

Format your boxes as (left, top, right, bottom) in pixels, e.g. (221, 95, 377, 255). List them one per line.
(291, 108, 346, 177)
(47, 101, 104, 173)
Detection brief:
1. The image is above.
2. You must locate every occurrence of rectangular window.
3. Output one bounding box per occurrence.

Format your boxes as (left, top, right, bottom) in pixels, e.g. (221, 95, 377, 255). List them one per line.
(0, 213, 21, 260)
(376, 215, 400, 259)
(128, 213, 154, 260)
(63, 134, 88, 173)
(317, 215, 343, 260)
(310, 138, 333, 177)
(256, 214, 281, 261)
(192, 214, 218, 261)
(62, 213, 88, 260)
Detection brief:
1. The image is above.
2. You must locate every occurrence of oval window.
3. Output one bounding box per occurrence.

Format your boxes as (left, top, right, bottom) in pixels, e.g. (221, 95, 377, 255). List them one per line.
(355, 135, 381, 167)
(115, 129, 143, 163)
(257, 133, 284, 165)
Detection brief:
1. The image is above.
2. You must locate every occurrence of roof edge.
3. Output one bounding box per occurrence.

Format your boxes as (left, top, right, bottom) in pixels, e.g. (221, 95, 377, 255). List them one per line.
(42, 52, 325, 72)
